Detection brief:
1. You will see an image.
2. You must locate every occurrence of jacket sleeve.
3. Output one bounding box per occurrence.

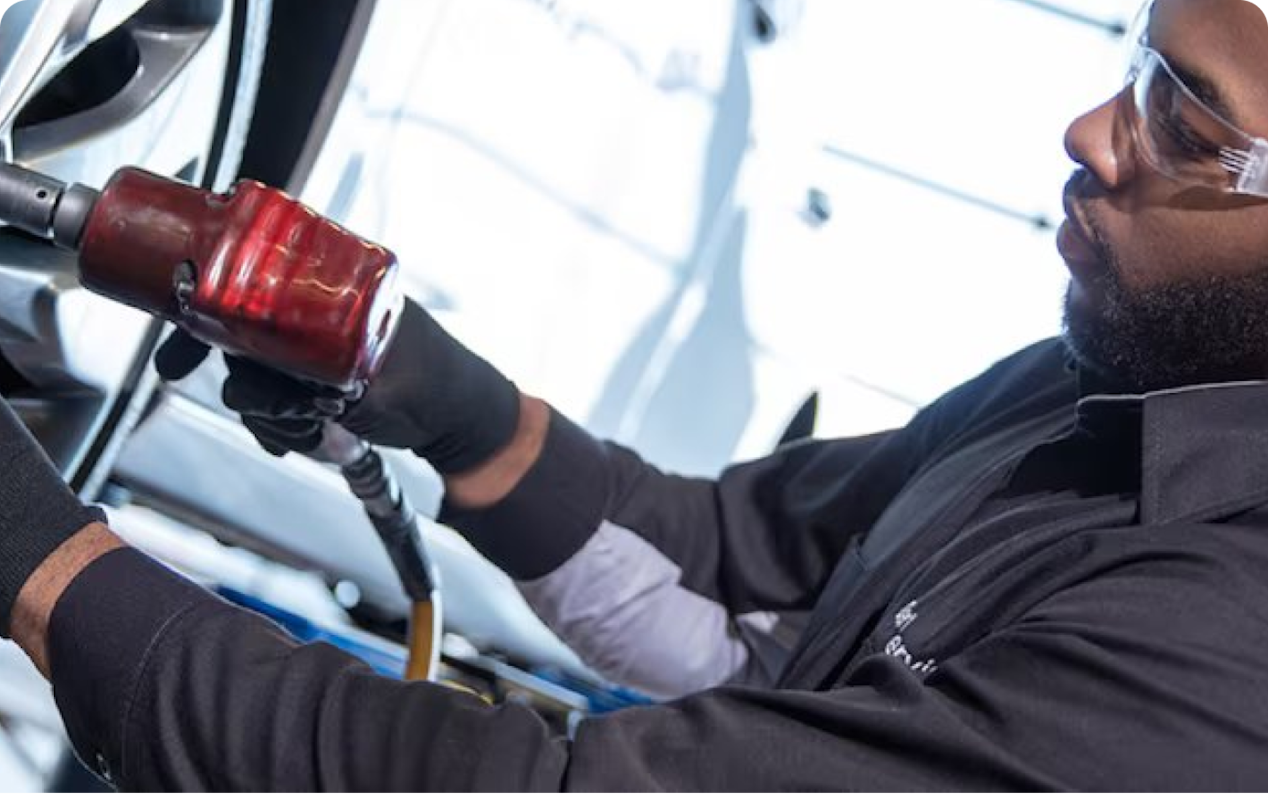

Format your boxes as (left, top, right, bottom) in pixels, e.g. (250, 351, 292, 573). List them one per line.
(439, 410, 915, 695)
(50, 526, 1268, 791)
(436, 342, 1062, 696)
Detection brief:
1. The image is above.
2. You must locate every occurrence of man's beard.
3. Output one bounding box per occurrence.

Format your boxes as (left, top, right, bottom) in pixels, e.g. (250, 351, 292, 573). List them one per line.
(1063, 263, 1268, 394)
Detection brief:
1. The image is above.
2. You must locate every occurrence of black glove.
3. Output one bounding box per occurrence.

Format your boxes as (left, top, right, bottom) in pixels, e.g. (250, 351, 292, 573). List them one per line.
(154, 298, 522, 475)
(0, 398, 106, 637)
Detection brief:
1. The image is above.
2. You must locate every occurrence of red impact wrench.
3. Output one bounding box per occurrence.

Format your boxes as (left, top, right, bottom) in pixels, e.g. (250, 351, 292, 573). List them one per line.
(0, 162, 441, 681)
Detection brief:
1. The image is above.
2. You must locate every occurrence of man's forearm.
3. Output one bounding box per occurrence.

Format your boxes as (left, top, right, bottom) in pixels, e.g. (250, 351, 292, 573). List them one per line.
(37, 541, 572, 789)
(10, 523, 123, 678)
(8, 390, 548, 677)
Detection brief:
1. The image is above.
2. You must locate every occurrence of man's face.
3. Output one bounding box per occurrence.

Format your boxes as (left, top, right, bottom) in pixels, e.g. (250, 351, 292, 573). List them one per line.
(1061, 0, 1268, 391)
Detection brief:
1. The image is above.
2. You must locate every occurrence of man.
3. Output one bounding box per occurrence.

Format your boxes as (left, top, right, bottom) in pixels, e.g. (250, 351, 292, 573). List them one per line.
(3, 0, 1268, 789)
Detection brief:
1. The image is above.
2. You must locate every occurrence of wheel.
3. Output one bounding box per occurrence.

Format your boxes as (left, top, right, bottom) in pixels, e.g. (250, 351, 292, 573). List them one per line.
(0, 0, 271, 494)
(0, 0, 270, 788)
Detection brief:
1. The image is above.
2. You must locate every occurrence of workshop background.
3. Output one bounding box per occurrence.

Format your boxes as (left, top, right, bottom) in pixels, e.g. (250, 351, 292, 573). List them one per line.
(297, 0, 1140, 476)
(0, 0, 1142, 788)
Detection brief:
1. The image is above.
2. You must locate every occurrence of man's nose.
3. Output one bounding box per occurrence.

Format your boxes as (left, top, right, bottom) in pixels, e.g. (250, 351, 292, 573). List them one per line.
(1064, 90, 1137, 191)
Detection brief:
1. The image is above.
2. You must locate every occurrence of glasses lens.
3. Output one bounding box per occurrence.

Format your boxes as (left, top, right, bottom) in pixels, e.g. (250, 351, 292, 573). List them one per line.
(1128, 47, 1244, 189)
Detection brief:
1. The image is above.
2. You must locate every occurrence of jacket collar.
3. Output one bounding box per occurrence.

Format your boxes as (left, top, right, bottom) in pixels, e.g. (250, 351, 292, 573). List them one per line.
(1075, 380, 1268, 525)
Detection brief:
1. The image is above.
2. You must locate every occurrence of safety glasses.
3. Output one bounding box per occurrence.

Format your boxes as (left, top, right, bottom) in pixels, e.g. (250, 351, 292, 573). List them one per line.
(1125, 30, 1268, 197)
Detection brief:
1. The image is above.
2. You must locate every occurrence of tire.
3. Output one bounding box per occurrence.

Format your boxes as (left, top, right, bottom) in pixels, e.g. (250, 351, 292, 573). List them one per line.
(0, 0, 272, 789)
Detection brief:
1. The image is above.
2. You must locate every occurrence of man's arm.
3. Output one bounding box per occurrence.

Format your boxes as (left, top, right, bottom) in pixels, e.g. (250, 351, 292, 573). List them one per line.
(440, 405, 907, 697)
(436, 340, 1075, 697)
(37, 516, 1268, 791)
(5, 385, 546, 680)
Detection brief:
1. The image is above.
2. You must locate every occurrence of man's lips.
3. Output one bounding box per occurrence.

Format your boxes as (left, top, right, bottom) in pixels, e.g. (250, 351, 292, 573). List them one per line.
(1058, 196, 1106, 276)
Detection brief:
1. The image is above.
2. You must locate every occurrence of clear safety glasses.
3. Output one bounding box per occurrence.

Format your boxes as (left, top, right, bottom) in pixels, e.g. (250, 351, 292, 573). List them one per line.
(1126, 42, 1268, 198)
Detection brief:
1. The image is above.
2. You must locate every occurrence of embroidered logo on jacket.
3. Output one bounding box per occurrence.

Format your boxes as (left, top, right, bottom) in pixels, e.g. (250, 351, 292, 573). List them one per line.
(884, 600, 939, 676)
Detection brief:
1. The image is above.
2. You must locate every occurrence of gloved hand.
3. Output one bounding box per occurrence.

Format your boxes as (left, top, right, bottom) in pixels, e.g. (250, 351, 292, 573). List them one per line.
(0, 397, 106, 637)
(154, 298, 522, 476)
